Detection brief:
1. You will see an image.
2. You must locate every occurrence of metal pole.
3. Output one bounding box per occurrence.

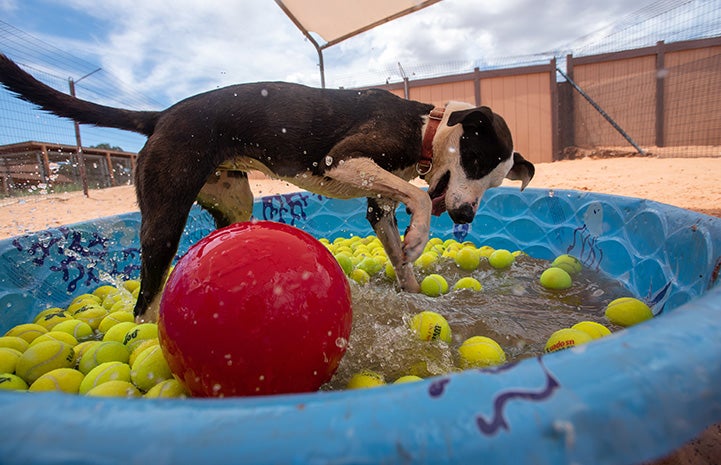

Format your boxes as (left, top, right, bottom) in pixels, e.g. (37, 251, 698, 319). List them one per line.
(68, 67, 102, 197)
(556, 66, 646, 156)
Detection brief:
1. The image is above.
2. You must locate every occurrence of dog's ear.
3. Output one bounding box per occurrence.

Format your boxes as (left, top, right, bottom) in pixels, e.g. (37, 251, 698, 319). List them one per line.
(506, 152, 535, 191)
(447, 106, 495, 128)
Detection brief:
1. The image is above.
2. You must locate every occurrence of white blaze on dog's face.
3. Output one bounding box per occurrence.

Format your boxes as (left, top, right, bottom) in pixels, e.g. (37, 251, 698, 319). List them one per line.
(426, 102, 534, 224)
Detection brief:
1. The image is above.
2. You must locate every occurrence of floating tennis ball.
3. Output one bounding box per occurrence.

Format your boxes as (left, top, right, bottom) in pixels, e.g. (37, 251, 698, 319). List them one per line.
(52, 319, 94, 341)
(551, 254, 583, 275)
(78, 341, 130, 374)
(347, 370, 385, 389)
(488, 249, 515, 269)
(109, 300, 135, 314)
(544, 328, 593, 353)
(454, 247, 481, 271)
(540, 267, 573, 290)
(357, 256, 384, 276)
(0, 373, 28, 390)
(453, 277, 483, 292)
(0, 347, 22, 373)
(414, 252, 439, 272)
(393, 375, 423, 384)
(74, 340, 102, 361)
(478, 245, 496, 258)
(420, 274, 449, 297)
(384, 262, 396, 281)
(33, 308, 73, 330)
(130, 345, 173, 392)
(145, 378, 188, 398)
(69, 293, 101, 306)
(15, 340, 76, 384)
(98, 311, 136, 334)
(409, 311, 452, 343)
(572, 321, 612, 339)
(102, 321, 138, 343)
(28, 368, 85, 394)
(4, 323, 48, 343)
(122, 280, 141, 293)
(72, 304, 108, 330)
(129, 338, 159, 366)
(101, 290, 134, 311)
(30, 331, 78, 347)
(334, 253, 354, 276)
(0, 336, 29, 353)
(458, 336, 507, 368)
(79, 361, 131, 394)
(349, 268, 370, 285)
(605, 297, 654, 327)
(85, 380, 140, 398)
(66, 297, 101, 314)
(93, 285, 120, 300)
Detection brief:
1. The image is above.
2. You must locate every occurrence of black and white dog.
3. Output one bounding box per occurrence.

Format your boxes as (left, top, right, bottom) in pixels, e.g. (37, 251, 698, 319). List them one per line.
(0, 54, 534, 322)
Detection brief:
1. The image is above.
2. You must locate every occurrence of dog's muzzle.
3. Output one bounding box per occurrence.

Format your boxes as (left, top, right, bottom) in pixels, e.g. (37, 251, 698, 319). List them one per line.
(448, 203, 476, 224)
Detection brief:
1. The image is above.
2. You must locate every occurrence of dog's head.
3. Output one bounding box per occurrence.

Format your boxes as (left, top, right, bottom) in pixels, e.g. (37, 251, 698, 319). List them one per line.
(426, 103, 535, 224)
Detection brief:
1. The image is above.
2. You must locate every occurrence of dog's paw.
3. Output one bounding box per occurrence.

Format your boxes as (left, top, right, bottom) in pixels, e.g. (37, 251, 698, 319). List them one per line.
(402, 222, 429, 262)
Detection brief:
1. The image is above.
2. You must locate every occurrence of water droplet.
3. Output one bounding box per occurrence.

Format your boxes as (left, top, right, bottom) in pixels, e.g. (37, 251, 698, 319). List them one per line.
(325, 156, 333, 166)
(261, 89, 268, 97)
(281, 128, 287, 134)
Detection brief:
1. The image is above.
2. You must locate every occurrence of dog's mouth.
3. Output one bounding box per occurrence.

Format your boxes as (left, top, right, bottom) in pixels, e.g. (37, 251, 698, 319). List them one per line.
(428, 171, 450, 216)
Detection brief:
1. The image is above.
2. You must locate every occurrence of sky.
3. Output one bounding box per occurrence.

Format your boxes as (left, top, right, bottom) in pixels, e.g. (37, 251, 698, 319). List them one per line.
(0, 0, 656, 106)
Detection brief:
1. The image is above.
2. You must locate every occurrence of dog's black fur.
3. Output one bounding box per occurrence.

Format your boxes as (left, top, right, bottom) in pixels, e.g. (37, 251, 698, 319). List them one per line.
(0, 54, 534, 322)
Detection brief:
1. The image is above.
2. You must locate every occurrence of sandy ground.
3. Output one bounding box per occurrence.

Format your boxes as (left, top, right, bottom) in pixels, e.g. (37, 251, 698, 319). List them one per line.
(1, 156, 720, 240)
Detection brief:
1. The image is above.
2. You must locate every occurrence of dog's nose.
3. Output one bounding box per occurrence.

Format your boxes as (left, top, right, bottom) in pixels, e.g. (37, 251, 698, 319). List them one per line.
(449, 204, 476, 224)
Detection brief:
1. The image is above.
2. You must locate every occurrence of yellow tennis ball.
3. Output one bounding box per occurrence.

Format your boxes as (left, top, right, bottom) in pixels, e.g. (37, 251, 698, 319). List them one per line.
(349, 268, 370, 285)
(605, 297, 654, 327)
(145, 378, 188, 398)
(357, 256, 384, 276)
(79, 361, 131, 394)
(393, 375, 423, 384)
(540, 267, 573, 290)
(458, 336, 507, 368)
(453, 277, 483, 292)
(0, 373, 28, 391)
(488, 249, 515, 269)
(333, 253, 354, 276)
(28, 368, 85, 394)
(129, 338, 159, 366)
(98, 311, 136, 334)
(130, 345, 173, 392)
(545, 328, 593, 353)
(30, 331, 78, 347)
(33, 308, 73, 330)
(4, 323, 48, 343)
(347, 370, 385, 389)
(420, 274, 449, 297)
(92, 285, 120, 300)
(478, 245, 496, 258)
(85, 380, 140, 398)
(109, 299, 136, 314)
(102, 290, 134, 311)
(78, 341, 130, 374)
(0, 347, 22, 373)
(454, 247, 480, 271)
(66, 296, 101, 314)
(122, 280, 141, 293)
(74, 340, 102, 361)
(15, 340, 76, 384)
(384, 262, 396, 281)
(0, 336, 29, 353)
(572, 321, 612, 339)
(72, 304, 109, 330)
(52, 319, 95, 341)
(102, 321, 138, 343)
(414, 251, 440, 272)
(409, 311, 452, 343)
(551, 254, 583, 275)
(122, 323, 158, 352)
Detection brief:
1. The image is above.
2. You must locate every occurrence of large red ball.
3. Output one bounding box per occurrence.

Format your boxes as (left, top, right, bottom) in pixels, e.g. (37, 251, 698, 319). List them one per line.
(158, 221, 352, 397)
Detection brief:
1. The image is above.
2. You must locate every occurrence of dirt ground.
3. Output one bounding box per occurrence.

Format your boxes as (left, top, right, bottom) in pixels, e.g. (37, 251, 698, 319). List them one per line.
(1, 156, 720, 240)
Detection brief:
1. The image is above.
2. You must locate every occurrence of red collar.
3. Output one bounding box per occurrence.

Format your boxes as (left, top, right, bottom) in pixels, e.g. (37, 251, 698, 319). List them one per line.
(417, 107, 445, 178)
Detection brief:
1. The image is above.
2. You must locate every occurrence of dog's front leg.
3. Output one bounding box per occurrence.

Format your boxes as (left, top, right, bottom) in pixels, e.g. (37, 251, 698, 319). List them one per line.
(325, 157, 431, 263)
(367, 197, 420, 292)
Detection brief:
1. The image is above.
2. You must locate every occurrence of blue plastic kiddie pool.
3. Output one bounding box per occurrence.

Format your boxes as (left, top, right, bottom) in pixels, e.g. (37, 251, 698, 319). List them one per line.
(1, 187, 720, 464)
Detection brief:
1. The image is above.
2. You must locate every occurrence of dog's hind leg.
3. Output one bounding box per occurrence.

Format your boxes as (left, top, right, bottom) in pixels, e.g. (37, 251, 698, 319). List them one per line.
(196, 170, 254, 228)
(366, 197, 420, 293)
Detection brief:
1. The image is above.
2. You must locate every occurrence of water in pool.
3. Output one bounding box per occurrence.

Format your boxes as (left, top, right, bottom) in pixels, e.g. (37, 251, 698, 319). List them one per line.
(320, 235, 630, 390)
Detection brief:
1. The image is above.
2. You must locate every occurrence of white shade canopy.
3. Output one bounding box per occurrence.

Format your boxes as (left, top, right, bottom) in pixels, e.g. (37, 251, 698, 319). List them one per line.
(275, 0, 442, 86)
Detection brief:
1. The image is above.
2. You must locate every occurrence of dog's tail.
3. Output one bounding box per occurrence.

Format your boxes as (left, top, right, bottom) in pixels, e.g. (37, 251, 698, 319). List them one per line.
(0, 54, 159, 136)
